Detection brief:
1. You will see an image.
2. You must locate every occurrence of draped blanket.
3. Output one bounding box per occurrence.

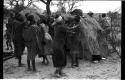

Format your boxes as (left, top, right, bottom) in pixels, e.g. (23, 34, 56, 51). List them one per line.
(52, 14, 81, 56)
(23, 24, 45, 57)
(79, 16, 103, 55)
(23, 24, 52, 56)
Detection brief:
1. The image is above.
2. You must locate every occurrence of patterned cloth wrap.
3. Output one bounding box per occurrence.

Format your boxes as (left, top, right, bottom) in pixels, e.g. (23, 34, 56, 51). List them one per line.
(23, 24, 44, 60)
(40, 23, 53, 55)
(65, 22, 81, 56)
(6, 18, 14, 41)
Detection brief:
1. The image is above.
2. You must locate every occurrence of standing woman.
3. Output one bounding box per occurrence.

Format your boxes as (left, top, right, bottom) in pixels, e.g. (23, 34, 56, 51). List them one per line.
(5, 23, 13, 50)
(5, 12, 14, 50)
(23, 15, 38, 72)
(52, 15, 67, 77)
(39, 22, 53, 64)
(12, 13, 25, 67)
(97, 13, 111, 57)
(80, 12, 104, 63)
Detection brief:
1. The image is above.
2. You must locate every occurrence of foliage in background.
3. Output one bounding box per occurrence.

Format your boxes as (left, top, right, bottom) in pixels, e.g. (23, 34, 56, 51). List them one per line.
(4, 6, 10, 18)
(108, 11, 121, 28)
(51, 0, 81, 14)
(39, 0, 52, 17)
(107, 11, 121, 55)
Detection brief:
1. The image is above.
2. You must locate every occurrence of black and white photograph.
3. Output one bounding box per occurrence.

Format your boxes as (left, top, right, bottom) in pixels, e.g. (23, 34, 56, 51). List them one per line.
(3, 0, 121, 79)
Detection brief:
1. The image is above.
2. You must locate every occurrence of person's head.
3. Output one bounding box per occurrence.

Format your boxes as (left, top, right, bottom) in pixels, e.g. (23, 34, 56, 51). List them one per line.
(25, 13, 30, 19)
(87, 12, 94, 17)
(40, 23, 46, 27)
(102, 13, 106, 18)
(49, 16, 55, 25)
(15, 13, 24, 22)
(70, 9, 83, 24)
(27, 15, 36, 25)
(10, 11, 15, 18)
(74, 15, 80, 24)
(54, 13, 61, 19)
(37, 15, 48, 25)
(70, 9, 83, 17)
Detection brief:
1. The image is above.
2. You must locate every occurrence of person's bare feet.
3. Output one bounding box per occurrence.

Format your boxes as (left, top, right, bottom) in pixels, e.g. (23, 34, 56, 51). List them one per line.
(18, 63, 25, 67)
(26, 68, 32, 71)
(54, 73, 61, 78)
(32, 69, 38, 73)
(93, 60, 99, 63)
(59, 72, 67, 77)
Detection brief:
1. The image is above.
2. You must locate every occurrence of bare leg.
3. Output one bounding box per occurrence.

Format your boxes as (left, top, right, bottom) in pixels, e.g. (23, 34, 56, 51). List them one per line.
(68, 53, 74, 68)
(18, 56, 21, 66)
(72, 54, 76, 68)
(6, 40, 9, 50)
(45, 56, 49, 64)
(27, 59, 31, 71)
(42, 55, 49, 65)
(9, 41, 13, 50)
(54, 67, 59, 74)
(18, 56, 25, 67)
(42, 56, 45, 64)
(32, 59, 36, 72)
(54, 67, 60, 77)
(59, 67, 66, 76)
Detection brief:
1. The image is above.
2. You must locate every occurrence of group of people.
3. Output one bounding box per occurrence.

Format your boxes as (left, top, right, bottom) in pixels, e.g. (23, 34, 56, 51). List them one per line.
(4, 9, 111, 77)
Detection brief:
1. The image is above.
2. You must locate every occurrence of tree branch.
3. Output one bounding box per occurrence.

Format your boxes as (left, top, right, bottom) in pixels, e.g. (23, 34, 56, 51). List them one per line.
(32, 3, 41, 11)
(68, 2, 75, 12)
(40, 0, 47, 4)
(26, 0, 32, 8)
(48, 0, 52, 2)
(21, 0, 25, 5)
(50, 1, 58, 6)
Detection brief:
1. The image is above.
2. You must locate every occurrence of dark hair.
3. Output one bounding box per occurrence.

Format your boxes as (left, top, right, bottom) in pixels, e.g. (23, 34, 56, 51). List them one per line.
(54, 13, 60, 19)
(70, 9, 83, 16)
(102, 13, 106, 17)
(15, 13, 24, 22)
(27, 15, 35, 24)
(87, 12, 94, 17)
(10, 11, 14, 17)
(74, 15, 80, 23)
(25, 13, 30, 19)
(37, 19, 47, 25)
(37, 15, 48, 25)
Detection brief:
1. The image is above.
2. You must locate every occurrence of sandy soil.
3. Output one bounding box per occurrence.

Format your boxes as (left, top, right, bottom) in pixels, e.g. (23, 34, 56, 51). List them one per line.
(3, 52, 121, 79)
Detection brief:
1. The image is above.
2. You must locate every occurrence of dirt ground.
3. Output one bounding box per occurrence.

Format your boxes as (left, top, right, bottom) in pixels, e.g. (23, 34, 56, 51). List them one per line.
(3, 51, 121, 79)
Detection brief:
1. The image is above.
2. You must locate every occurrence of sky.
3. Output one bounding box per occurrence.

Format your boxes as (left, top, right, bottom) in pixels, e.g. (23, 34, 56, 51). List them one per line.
(4, 0, 121, 13)
(33, 1, 121, 13)
(78, 1, 121, 13)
